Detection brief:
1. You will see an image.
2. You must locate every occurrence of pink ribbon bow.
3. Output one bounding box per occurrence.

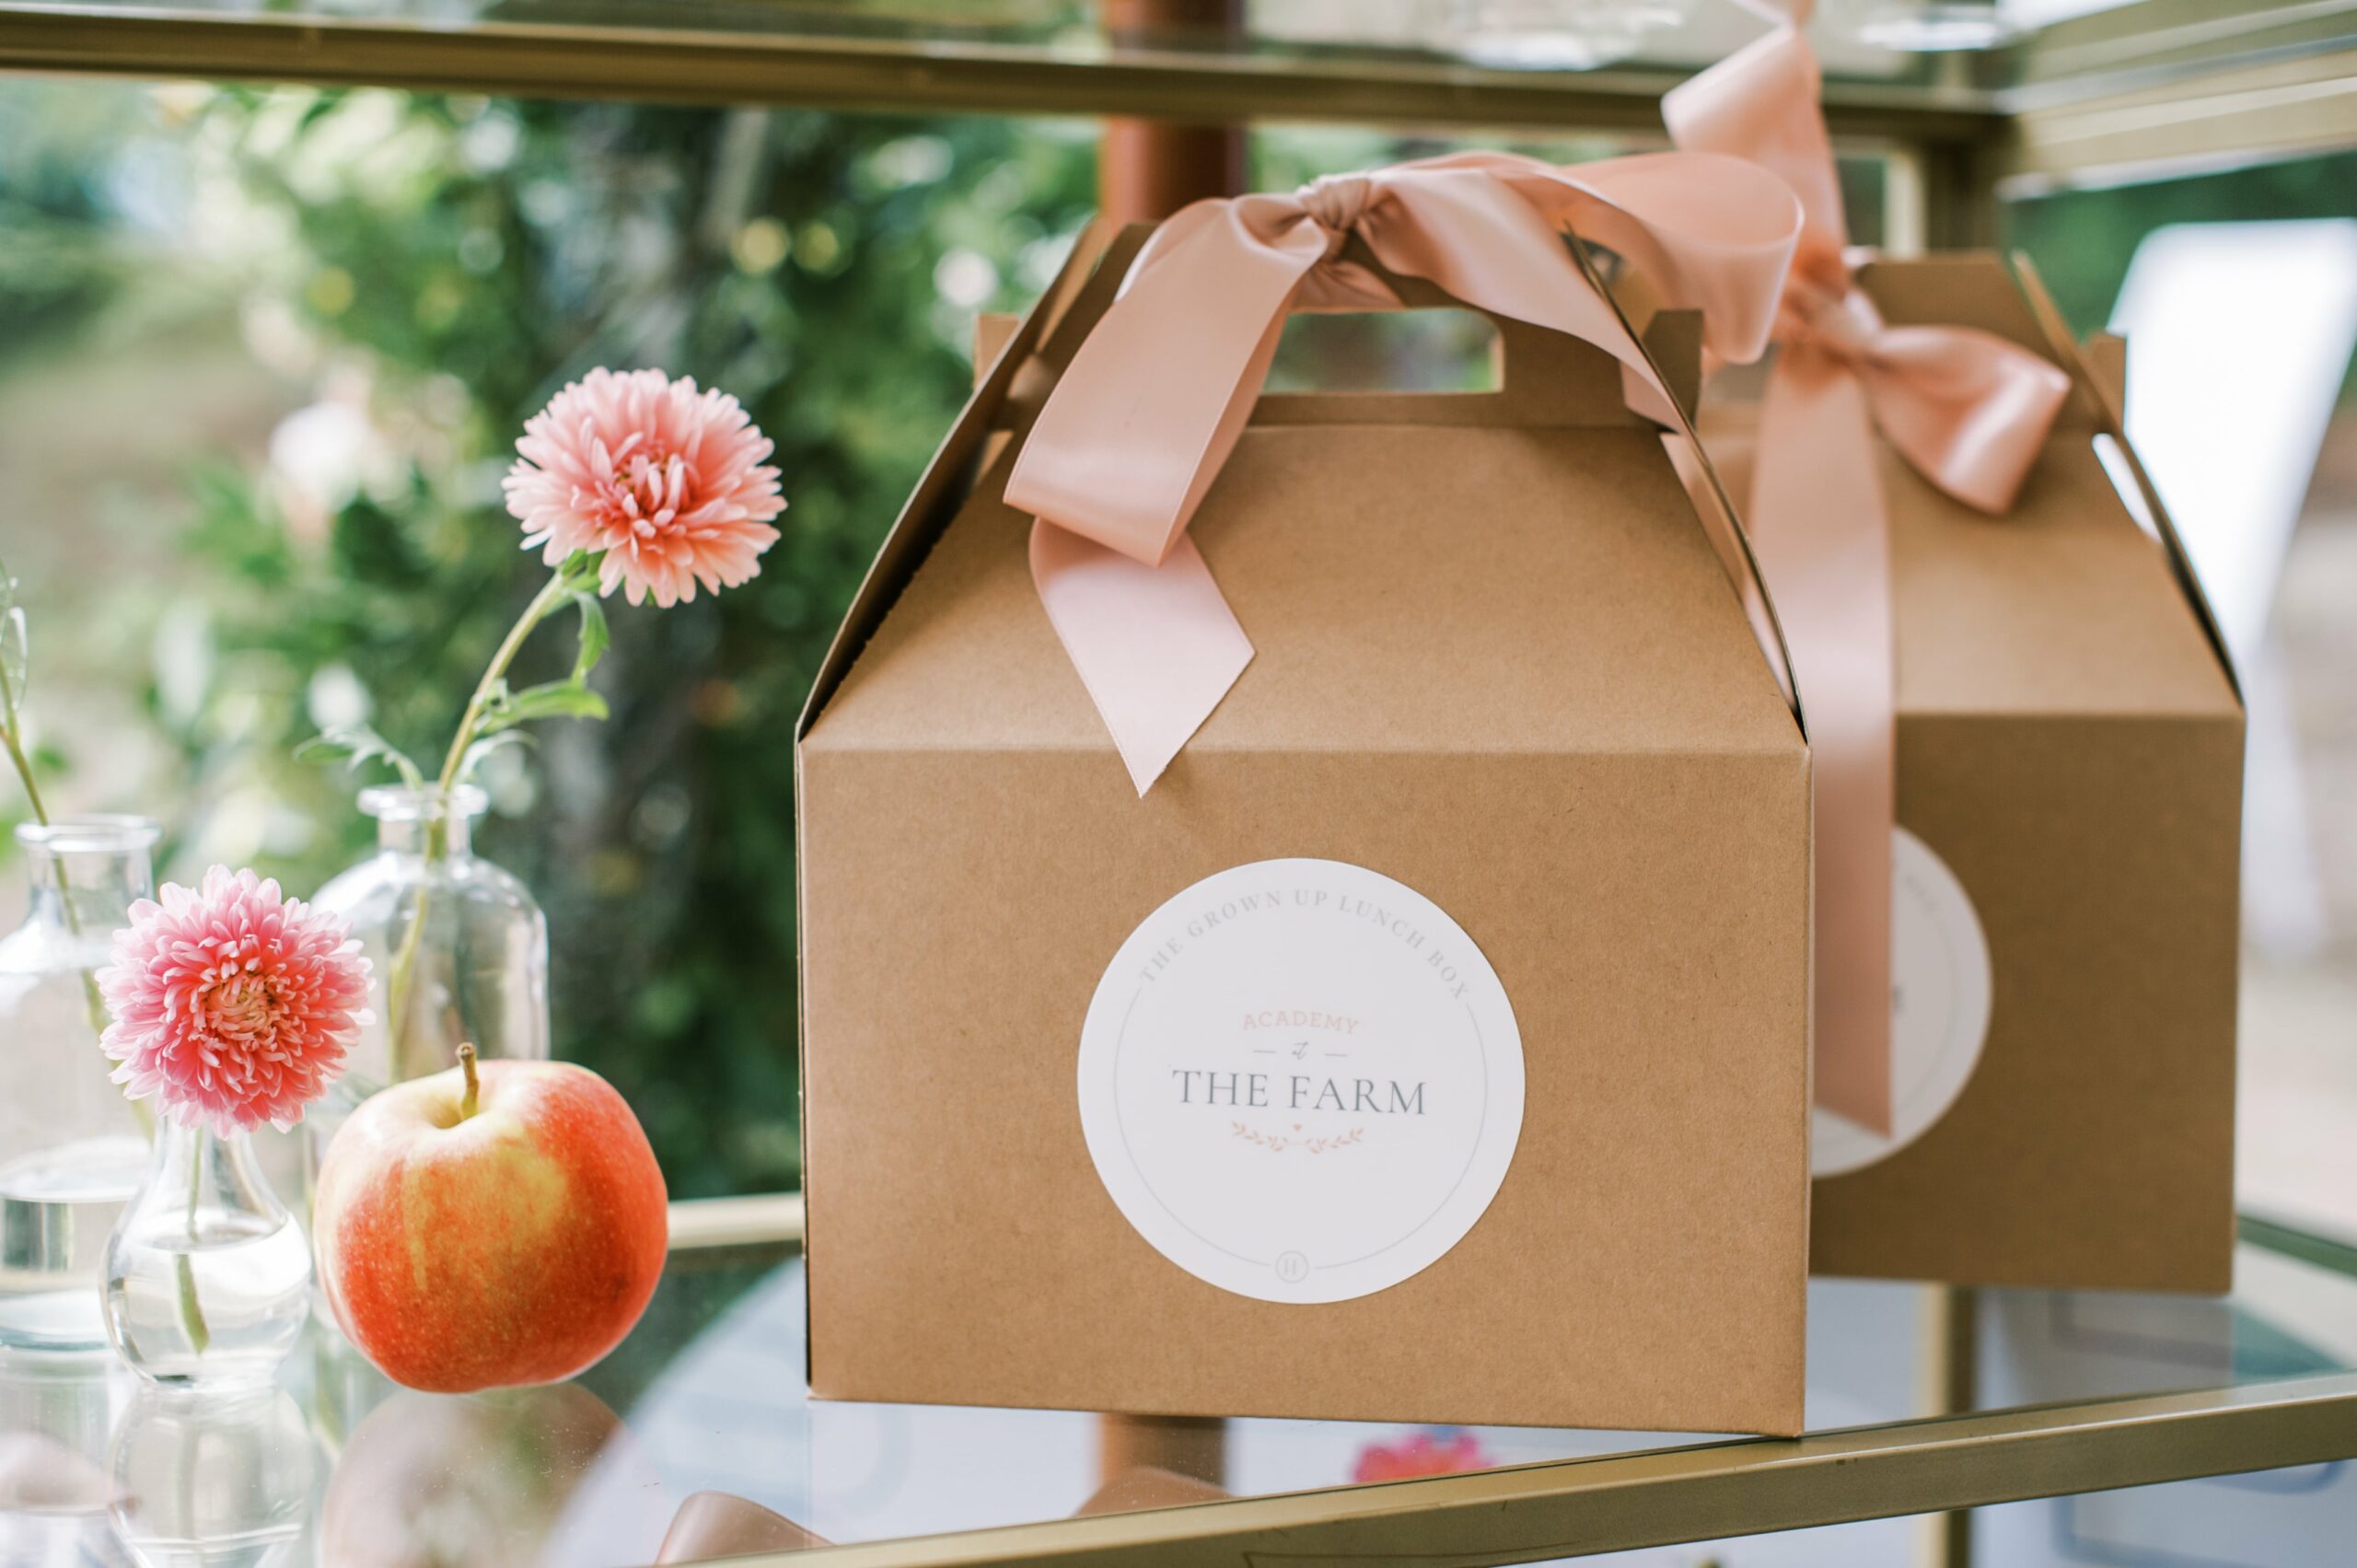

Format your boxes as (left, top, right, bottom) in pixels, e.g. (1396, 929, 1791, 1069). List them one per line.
(1665, 0, 2073, 1135)
(1006, 149, 1806, 796)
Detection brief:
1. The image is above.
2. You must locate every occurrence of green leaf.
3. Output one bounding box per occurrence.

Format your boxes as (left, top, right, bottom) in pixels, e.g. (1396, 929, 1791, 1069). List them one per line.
(0, 607, 24, 726)
(458, 728, 534, 784)
(475, 679, 610, 737)
(568, 590, 610, 686)
(296, 724, 425, 789)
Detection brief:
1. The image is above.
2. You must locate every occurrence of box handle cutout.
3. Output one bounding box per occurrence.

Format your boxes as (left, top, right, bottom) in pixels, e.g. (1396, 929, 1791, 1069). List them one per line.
(1265, 310, 1502, 395)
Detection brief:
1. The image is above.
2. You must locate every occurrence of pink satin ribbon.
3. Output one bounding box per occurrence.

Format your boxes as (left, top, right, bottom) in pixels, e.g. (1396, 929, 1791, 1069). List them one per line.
(1005, 149, 1806, 795)
(1665, 0, 2073, 1134)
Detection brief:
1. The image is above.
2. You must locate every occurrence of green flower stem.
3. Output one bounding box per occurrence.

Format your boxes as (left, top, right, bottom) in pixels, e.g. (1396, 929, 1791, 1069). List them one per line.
(379, 879, 433, 1082)
(381, 569, 576, 1063)
(2, 717, 50, 825)
(176, 1126, 212, 1357)
(5, 571, 181, 1318)
(437, 571, 577, 801)
(2, 718, 116, 1046)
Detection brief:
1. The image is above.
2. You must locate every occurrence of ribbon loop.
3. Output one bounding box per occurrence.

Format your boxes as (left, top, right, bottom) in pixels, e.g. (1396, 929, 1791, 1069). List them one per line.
(1003, 151, 1805, 795)
(1666, 8, 2072, 522)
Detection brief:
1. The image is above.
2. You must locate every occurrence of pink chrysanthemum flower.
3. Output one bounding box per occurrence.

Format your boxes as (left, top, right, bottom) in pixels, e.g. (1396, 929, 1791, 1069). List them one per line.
(98, 866, 373, 1135)
(503, 367, 785, 608)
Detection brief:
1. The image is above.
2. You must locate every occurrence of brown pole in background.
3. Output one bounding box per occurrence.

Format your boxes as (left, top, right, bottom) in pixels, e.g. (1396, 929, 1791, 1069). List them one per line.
(1090, 1, 1239, 1488)
(1098, 0, 1247, 221)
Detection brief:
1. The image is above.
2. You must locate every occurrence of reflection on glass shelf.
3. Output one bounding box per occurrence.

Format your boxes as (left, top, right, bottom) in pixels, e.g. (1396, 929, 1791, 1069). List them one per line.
(322, 1383, 668, 1566)
(109, 1388, 313, 1568)
(0, 1353, 127, 1566)
(640, 1248, 2357, 1551)
(1973, 1246, 2357, 1567)
(2, 1231, 2351, 1564)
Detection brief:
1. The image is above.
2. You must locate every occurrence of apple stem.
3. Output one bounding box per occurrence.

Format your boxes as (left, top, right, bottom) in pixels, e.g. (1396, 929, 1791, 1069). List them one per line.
(459, 1042, 480, 1121)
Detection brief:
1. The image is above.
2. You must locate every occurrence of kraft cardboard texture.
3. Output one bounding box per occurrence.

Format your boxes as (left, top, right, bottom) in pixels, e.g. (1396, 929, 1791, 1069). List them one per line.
(1705, 254, 2244, 1293)
(797, 230, 1814, 1434)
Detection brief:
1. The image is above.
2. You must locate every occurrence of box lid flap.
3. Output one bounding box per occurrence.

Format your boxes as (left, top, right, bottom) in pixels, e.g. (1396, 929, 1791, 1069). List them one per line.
(810, 414, 1804, 760)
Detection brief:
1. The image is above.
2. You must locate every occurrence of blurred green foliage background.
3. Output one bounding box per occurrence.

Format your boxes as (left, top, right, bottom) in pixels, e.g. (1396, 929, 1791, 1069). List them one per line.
(1, 79, 2348, 1196)
(0, 85, 1099, 1194)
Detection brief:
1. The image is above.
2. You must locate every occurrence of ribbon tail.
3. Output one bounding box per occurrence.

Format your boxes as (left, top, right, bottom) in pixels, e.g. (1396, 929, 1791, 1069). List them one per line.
(1030, 521, 1254, 795)
(1752, 350, 1895, 1136)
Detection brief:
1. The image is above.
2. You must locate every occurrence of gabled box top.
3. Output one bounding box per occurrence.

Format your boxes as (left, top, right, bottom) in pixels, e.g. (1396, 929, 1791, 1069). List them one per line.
(808, 412, 1805, 765)
(1703, 255, 2240, 725)
(1884, 435, 2242, 721)
(1866, 256, 2240, 723)
(807, 231, 1805, 772)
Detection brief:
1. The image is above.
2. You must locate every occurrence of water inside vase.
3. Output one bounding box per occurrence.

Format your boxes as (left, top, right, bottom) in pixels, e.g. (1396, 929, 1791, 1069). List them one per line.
(102, 1127, 310, 1388)
(0, 1134, 149, 1352)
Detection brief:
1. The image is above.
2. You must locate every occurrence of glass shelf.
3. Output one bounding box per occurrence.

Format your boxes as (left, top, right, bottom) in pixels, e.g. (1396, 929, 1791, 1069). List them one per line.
(6, 1198, 2354, 1565)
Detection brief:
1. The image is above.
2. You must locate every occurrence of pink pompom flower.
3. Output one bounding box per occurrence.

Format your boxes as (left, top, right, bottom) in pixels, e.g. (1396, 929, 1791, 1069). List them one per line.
(503, 366, 785, 609)
(98, 866, 373, 1135)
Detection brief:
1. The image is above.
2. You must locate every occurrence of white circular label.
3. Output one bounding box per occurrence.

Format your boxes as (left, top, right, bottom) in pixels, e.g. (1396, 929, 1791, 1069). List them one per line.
(1076, 858, 1524, 1304)
(1812, 827, 1994, 1178)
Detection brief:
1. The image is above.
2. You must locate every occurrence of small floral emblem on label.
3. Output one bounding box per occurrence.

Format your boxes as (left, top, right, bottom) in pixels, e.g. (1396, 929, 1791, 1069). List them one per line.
(1230, 1121, 1366, 1155)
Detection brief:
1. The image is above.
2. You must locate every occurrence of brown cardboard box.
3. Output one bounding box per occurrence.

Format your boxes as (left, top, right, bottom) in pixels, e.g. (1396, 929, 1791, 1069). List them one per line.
(795, 227, 1815, 1434)
(1704, 254, 2245, 1292)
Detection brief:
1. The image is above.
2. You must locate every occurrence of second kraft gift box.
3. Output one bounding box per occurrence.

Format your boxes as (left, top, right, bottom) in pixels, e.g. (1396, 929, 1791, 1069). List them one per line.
(1664, 10, 2245, 1294)
(1701, 258, 2246, 1293)
(795, 153, 1820, 1434)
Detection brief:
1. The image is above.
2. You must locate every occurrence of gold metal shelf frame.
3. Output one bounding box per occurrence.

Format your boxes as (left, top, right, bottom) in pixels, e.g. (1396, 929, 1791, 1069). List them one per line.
(0, 0, 2351, 193)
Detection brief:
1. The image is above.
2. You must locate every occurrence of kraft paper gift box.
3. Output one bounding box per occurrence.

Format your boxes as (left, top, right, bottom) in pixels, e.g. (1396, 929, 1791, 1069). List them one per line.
(795, 154, 1820, 1434)
(1699, 254, 2245, 1292)
(1660, 10, 2243, 1294)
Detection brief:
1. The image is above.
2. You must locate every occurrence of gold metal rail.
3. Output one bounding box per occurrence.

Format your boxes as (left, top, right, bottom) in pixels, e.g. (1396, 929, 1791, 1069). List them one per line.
(0, 3, 1997, 140)
(667, 1191, 806, 1250)
(6, 0, 2353, 189)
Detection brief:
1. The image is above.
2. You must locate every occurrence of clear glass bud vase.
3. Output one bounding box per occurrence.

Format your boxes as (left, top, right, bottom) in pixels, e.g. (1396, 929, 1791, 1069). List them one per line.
(313, 784, 549, 1085)
(307, 785, 549, 1198)
(101, 1122, 309, 1388)
(0, 817, 159, 1354)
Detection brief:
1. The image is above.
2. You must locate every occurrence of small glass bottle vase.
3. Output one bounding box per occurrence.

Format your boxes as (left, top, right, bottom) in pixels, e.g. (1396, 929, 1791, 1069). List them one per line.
(308, 786, 549, 1192)
(315, 784, 548, 1085)
(0, 817, 159, 1354)
(101, 1121, 309, 1388)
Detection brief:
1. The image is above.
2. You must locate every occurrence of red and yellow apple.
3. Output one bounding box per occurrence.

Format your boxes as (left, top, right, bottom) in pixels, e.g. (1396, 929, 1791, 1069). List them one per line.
(313, 1046, 668, 1392)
